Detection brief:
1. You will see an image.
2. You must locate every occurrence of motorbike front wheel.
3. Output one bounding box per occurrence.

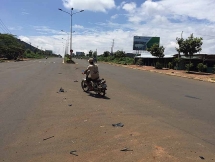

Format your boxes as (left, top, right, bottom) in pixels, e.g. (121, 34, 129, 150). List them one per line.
(81, 80, 89, 92)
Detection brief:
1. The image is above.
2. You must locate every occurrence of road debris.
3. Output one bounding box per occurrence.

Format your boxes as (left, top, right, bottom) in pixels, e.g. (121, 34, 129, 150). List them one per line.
(59, 87, 64, 92)
(70, 150, 78, 156)
(43, 136, 54, 141)
(112, 122, 124, 127)
(68, 104, 72, 106)
(120, 147, 133, 152)
(74, 80, 78, 82)
(199, 156, 205, 160)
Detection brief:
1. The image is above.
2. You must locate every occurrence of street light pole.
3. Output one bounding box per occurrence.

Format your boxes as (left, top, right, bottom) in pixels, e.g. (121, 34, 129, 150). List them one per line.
(62, 38, 67, 56)
(70, 8, 73, 55)
(58, 8, 84, 59)
(61, 30, 75, 55)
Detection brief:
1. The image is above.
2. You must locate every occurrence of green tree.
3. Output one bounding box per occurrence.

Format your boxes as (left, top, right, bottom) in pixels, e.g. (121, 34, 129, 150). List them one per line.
(26, 49, 31, 54)
(147, 44, 165, 59)
(93, 51, 97, 58)
(89, 50, 93, 57)
(175, 37, 184, 58)
(114, 50, 125, 58)
(0, 33, 24, 60)
(197, 63, 207, 72)
(147, 44, 165, 69)
(178, 34, 203, 64)
(103, 51, 110, 57)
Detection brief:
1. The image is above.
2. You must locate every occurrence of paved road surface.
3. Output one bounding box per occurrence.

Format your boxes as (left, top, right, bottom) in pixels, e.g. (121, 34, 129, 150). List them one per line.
(0, 58, 215, 161)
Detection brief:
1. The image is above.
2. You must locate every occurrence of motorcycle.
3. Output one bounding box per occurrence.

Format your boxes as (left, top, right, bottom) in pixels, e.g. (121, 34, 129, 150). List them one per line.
(81, 71, 107, 96)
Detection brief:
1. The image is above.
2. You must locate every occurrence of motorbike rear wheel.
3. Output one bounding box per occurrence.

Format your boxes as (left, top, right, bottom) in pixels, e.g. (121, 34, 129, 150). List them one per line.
(81, 80, 89, 92)
(98, 89, 106, 96)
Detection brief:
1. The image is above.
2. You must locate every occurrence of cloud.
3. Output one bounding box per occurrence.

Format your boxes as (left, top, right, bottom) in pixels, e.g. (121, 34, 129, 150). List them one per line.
(122, 2, 136, 13)
(33, 26, 61, 34)
(111, 14, 118, 20)
(73, 24, 84, 29)
(18, 36, 30, 43)
(21, 12, 29, 15)
(9, 26, 23, 31)
(116, 1, 126, 10)
(18, 0, 215, 56)
(159, 0, 215, 22)
(62, 0, 116, 12)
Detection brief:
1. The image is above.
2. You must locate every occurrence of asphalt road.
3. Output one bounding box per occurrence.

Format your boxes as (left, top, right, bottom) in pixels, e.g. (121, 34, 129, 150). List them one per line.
(0, 58, 215, 161)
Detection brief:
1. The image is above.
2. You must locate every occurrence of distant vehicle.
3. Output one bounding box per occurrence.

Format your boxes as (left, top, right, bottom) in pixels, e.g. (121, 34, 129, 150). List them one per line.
(46, 57, 48, 59)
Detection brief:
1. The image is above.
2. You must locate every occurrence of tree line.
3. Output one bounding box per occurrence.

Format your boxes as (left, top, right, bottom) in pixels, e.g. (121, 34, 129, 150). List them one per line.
(0, 33, 60, 60)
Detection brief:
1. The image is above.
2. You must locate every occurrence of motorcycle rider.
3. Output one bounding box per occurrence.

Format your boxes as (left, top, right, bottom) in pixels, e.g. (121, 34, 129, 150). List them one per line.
(83, 58, 99, 90)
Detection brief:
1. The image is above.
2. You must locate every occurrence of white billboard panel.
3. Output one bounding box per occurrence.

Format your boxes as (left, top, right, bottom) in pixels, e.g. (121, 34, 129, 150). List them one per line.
(133, 36, 160, 50)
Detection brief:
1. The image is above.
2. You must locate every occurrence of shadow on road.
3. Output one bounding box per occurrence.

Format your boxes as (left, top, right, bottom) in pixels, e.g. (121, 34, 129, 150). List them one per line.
(87, 92, 110, 100)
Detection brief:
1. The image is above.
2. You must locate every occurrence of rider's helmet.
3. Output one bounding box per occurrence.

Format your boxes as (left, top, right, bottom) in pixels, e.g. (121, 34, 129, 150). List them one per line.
(88, 58, 94, 63)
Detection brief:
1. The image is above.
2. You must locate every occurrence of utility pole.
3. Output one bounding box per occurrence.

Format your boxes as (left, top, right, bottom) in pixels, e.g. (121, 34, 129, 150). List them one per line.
(178, 31, 183, 59)
(111, 39, 114, 55)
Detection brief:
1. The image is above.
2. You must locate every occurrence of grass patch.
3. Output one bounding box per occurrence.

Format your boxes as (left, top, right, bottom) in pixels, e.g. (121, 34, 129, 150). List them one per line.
(64, 57, 75, 64)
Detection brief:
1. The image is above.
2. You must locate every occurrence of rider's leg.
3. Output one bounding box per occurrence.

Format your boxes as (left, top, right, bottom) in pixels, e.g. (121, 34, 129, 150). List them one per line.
(86, 77, 93, 90)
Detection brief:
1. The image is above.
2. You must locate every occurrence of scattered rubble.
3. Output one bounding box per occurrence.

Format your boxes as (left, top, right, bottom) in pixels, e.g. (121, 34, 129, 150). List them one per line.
(43, 136, 54, 141)
(70, 150, 78, 156)
(120, 147, 133, 151)
(112, 122, 124, 127)
(59, 87, 64, 92)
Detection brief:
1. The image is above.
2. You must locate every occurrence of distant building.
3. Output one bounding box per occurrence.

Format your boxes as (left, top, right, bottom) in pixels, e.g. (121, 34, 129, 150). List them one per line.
(45, 50, 53, 55)
(76, 52, 85, 56)
(125, 53, 141, 58)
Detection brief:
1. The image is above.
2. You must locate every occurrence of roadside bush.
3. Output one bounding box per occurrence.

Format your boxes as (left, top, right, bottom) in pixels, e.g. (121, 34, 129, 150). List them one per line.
(213, 65, 215, 73)
(168, 62, 173, 69)
(197, 63, 207, 72)
(97, 55, 134, 65)
(155, 62, 163, 69)
(124, 57, 134, 65)
(119, 61, 126, 65)
(24, 50, 45, 59)
(136, 58, 143, 66)
(185, 63, 193, 71)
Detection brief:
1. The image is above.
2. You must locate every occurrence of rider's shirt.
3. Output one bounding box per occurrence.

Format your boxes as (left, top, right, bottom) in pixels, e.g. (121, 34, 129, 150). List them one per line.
(87, 64, 99, 79)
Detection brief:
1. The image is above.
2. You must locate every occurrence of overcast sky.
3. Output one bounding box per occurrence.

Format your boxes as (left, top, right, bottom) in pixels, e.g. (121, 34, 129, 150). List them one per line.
(1, 0, 215, 56)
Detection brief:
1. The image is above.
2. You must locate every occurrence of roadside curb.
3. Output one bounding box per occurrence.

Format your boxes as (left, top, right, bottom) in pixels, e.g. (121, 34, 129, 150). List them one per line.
(99, 61, 215, 83)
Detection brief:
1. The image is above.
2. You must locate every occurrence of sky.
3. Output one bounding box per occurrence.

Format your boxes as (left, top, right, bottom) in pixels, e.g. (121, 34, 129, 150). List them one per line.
(0, 0, 215, 56)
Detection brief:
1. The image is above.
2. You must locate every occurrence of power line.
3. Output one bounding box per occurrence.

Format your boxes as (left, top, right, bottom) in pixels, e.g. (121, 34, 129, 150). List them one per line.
(0, 25, 7, 33)
(0, 18, 11, 34)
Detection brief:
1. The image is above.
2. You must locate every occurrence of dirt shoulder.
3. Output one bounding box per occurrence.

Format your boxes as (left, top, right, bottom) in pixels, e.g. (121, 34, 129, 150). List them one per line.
(101, 62, 215, 83)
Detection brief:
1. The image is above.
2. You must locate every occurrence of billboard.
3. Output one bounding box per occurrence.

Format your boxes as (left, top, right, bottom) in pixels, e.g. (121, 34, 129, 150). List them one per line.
(133, 36, 160, 50)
